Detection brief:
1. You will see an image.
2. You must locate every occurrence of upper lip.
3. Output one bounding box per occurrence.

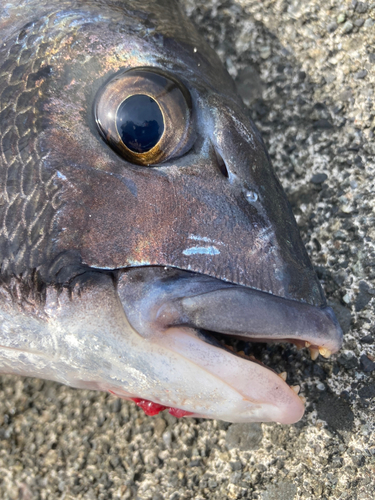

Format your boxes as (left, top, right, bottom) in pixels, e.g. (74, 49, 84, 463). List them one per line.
(155, 285, 343, 359)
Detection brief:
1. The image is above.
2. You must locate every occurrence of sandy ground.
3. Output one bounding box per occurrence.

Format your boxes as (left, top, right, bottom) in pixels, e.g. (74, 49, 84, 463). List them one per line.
(0, 0, 375, 499)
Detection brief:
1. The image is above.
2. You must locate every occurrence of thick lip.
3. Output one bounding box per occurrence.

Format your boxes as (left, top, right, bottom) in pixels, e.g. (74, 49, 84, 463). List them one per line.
(156, 286, 343, 356)
(117, 267, 344, 423)
(153, 326, 307, 424)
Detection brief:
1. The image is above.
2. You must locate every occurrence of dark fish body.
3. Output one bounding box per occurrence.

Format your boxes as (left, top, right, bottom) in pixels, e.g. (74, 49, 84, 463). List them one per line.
(0, 0, 342, 423)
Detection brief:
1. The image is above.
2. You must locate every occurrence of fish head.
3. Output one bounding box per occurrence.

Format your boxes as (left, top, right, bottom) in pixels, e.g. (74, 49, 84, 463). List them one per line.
(0, 0, 343, 423)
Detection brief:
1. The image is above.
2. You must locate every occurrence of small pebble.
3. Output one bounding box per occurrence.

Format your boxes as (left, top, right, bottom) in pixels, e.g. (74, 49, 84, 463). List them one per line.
(364, 17, 374, 26)
(334, 230, 346, 240)
(360, 354, 375, 372)
(360, 335, 374, 344)
(259, 46, 271, 59)
(327, 21, 338, 32)
(208, 479, 218, 489)
(162, 430, 172, 447)
(230, 461, 243, 471)
(311, 173, 328, 184)
(354, 69, 368, 79)
(337, 352, 359, 370)
(313, 118, 333, 129)
(342, 20, 354, 32)
(337, 12, 347, 23)
(355, 1, 368, 12)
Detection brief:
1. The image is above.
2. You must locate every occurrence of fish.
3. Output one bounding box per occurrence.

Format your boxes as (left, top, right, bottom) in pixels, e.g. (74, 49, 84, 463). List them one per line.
(0, 0, 343, 424)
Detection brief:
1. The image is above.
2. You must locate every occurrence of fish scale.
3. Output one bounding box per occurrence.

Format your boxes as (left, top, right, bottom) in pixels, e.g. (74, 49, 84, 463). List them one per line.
(0, 16, 63, 277)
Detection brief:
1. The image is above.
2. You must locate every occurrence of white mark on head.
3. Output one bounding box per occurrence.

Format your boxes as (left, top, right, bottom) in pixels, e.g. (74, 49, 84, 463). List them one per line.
(183, 246, 220, 256)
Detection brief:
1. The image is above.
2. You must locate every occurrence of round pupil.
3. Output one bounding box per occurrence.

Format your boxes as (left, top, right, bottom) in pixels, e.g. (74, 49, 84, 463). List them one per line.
(116, 94, 164, 154)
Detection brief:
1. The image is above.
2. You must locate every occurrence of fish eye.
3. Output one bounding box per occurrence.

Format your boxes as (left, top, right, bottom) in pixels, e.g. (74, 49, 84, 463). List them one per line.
(95, 68, 195, 166)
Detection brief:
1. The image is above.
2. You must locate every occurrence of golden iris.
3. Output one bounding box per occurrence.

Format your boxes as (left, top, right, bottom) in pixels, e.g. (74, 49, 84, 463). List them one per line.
(95, 68, 195, 166)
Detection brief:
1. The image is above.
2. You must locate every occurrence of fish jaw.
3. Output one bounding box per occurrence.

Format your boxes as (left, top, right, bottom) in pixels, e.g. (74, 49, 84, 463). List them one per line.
(0, 268, 334, 423)
(148, 327, 305, 424)
(104, 324, 304, 424)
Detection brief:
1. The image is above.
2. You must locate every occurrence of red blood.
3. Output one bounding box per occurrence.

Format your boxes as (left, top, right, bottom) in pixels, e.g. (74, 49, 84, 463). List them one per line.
(168, 407, 194, 418)
(129, 398, 193, 418)
(131, 398, 167, 416)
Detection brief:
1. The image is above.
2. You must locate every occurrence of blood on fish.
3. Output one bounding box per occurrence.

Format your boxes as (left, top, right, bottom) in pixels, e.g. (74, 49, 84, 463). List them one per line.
(130, 398, 193, 418)
(131, 398, 167, 416)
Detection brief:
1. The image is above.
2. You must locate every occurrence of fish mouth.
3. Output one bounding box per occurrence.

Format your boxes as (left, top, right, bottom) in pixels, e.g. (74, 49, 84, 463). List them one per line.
(117, 266, 343, 424)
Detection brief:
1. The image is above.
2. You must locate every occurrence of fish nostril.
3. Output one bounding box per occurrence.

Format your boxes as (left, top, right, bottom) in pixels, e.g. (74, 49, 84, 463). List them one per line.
(214, 149, 229, 178)
(245, 190, 258, 203)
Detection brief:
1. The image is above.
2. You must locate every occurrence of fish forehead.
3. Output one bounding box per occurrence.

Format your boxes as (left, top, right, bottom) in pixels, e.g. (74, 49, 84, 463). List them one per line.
(0, 0, 324, 306)
(0, 0, 230, 83)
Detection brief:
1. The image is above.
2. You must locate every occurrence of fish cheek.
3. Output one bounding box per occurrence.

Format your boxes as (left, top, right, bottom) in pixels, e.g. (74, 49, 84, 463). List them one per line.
(46, 271, 127, 338)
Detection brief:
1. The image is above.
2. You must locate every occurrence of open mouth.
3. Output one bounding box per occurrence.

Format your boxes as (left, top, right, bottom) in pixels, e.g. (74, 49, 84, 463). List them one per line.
(196, 317, 334, 367)
(196, 327, 328, 403)
(114, 266, 343, 423)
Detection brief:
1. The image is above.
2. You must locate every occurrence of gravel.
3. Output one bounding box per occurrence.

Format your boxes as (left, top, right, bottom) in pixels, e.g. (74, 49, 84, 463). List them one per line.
(1, 0, 375, 499)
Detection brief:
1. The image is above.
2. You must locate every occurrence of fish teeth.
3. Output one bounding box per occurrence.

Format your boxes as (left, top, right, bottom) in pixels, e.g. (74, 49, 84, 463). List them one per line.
(305, 341, 311, 348)
(309, 347, 320, 360)
(291, 385, 300, 395)
(278, 372, 287, 381)
(318, 347, 332, 358)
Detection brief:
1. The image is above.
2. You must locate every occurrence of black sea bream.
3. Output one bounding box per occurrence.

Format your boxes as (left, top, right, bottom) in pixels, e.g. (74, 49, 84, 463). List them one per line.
(0, 0, 342, 423)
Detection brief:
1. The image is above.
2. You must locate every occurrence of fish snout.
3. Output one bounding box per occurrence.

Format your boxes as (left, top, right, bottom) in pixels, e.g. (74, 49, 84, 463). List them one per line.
(114, 267, 343, 423)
